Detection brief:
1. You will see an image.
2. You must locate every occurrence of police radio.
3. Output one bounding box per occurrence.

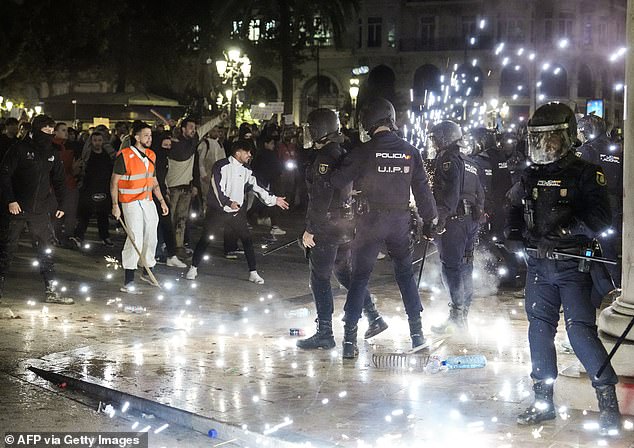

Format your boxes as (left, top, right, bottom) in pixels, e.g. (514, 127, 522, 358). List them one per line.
(577, 239, 602, 273)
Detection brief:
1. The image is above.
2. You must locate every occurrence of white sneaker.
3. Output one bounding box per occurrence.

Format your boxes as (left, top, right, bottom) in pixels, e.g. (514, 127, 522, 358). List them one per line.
(120, 282, 143, 295)
(377, 251, 387, 260)
(186, 266, 198, 280)
(270, 226, 287, 236)
(166, 255, 187, 268)
(249, 271, 264, 284)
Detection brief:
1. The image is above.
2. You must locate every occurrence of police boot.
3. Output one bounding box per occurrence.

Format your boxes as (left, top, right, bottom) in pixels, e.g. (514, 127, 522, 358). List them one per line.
(342, 322, 359, 359)
(44, 281, 74, 305)
(296, 319, 336, 350)
(408, 315, 426, 349)
(363, 299, 388, 339)
(517, 380, 556, 425)
(595, 384, 621, 436)
(431, 307, 465, 334)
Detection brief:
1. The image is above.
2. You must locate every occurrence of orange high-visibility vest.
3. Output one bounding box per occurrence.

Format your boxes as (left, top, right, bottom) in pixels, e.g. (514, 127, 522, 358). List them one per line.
(117, 147, 156, 203)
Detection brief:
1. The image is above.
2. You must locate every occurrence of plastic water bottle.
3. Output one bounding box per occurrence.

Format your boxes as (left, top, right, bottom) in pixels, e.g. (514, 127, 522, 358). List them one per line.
(124, 305, 146, 314)
(444, 354, 487, 370)
(284, 308, 310, 319)
(425, 355, 487, 373)
(425, 355, 446, 374)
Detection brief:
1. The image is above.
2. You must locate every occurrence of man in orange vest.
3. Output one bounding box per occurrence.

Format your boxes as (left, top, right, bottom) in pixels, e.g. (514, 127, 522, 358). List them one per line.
(110, 121, 169, 293)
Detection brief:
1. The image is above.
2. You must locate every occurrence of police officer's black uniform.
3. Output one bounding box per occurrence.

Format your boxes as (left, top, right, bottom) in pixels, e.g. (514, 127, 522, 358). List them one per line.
(297, 109, 387, 350)
(330, 98, 437, 358)
(0, 115, 72, 304)
(505, 103, 620, 434)
(576, 116, 623, 290)
(429, 121, 484, 330)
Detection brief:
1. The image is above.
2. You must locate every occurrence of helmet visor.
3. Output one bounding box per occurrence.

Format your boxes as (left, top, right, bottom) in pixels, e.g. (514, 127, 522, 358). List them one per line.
(301, 123, 314, 149)
(528, 129, 570, 164)
(359, 121, 372, 143)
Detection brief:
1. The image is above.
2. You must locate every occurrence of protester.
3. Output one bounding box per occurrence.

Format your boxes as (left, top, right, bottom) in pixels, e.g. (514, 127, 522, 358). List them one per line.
(110, 121, 169, 293)
(70, 131, 114, 247)
(186, 139, 289, 284)
(0, 114, 73, 304)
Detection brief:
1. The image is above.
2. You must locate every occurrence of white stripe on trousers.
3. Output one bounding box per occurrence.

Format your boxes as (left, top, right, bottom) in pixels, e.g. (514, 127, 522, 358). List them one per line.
(121, 199, 159, 270)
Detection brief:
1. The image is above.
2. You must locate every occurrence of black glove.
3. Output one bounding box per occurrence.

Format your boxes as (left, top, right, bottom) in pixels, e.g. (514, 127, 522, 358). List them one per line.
(434, 218, 446, 235)
(421, 222, 434, 240)
(536, 239, 556, 259)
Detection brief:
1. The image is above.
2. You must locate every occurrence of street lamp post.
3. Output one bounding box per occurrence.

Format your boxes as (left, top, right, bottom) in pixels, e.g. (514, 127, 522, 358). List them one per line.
(349, 78, 359, 128)
(216, 49, 251, 128)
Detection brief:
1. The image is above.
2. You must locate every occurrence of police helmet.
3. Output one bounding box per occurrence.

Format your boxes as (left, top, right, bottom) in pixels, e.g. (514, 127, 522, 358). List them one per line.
(466, 127, 497, 156)
(303, 108, 343, 148)
(428, 120, 464, 153)
(359, 97, 397, 138)
(577, 114, 606, 143)
(527, 102, 576, 165)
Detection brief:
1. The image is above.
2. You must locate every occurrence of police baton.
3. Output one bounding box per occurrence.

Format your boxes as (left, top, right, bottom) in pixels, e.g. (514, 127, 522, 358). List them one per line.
(262, 237, 300, 256)
(595, 314, 634, 381)
(415, 239, 430, 286)
(494, 243, 617, 266)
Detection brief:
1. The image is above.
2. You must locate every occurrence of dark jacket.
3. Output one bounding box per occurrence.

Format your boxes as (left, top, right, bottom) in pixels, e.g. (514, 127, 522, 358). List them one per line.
(432, 145, 484, 225)
(0, 136, 65, 213)
(331, 131, 437, 223)
(252, 146, 283, 188)
(506, 151, 611, 248)
(305, 142, 354, 242)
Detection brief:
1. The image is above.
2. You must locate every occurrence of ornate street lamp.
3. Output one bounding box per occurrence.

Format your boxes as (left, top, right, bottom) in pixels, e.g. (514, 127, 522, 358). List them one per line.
(216, 49, 251, 128)
(349, 78, 360, 128)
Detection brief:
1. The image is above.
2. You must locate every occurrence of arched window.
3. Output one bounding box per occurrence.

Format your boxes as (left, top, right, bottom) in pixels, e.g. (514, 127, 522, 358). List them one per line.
(245, 76, 278, 104)
(413, 64, 441, 106)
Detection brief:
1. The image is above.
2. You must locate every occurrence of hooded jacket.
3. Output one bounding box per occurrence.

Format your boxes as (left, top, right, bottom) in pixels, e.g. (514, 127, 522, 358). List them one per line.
(0, 132, 66, 213)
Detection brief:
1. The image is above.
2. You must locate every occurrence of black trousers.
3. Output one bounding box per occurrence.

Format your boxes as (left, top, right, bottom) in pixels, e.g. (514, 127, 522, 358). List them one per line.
(310, 241, 375, 321)
(0, 211, 55, 286)
(155, 198, 177, 258)
(192, 208, 256, 271)
(74, 193, 111, 241)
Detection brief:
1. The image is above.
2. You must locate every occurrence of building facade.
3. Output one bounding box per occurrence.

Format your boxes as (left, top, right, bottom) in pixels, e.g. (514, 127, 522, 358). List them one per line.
(252, 0, 627, 127)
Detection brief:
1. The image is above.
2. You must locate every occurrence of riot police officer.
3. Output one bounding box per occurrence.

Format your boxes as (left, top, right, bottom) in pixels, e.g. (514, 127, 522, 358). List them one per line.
(504, 103, 620, 435)
(330, 98, 438, 359)
(429, 121, 484, 331)
(467, 127, 495, 228)
(576, 114, 623, 289)
(297, 108, 388, 350)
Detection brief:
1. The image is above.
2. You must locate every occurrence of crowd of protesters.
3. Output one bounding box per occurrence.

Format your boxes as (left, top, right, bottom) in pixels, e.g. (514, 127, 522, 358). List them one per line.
(0, 111, 308, 300)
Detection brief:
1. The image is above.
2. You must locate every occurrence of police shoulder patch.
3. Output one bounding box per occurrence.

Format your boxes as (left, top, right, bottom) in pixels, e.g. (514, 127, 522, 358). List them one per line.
(442, 161, 451, 171)
(596, 171, 607, 186)
(318, 163, 329, 175)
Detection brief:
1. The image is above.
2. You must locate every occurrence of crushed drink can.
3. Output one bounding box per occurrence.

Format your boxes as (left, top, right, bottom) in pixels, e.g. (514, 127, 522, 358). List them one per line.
(289, 328, 305, 336)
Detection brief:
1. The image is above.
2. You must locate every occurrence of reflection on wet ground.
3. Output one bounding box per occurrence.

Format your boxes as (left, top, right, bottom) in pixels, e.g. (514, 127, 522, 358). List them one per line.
(1, 236, 633, 447)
